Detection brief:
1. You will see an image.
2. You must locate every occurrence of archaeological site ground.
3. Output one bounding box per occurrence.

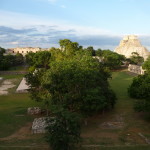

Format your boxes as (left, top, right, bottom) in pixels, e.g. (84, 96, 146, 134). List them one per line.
(0, 69, 150, 150)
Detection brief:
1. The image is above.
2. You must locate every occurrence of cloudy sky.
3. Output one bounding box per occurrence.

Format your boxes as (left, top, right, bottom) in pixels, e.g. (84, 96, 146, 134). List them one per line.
(0, 0, 150, 50)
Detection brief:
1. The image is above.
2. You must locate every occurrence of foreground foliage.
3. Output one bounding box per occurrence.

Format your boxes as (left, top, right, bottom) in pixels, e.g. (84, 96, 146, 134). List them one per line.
(143, 56, 150, 73)
(46, 108, 81, 150)
(128, 57, 150, 113)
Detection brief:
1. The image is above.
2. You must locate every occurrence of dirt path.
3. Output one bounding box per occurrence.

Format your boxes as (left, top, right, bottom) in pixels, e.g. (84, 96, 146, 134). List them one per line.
(0, 79, 16, 95)
(0, 123, 32, 141)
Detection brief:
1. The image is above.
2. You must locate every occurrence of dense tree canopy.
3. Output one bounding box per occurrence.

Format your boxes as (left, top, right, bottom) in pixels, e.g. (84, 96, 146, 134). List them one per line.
(128, 58, 150, 113)
(46, 108, 81, 150)
(101, 50, 125, 69)
(84, 46, 96, 56)
(26, 54, 116, 115)
(129, 52, 144, 65)
(142, 56, 150, 73)
(0, 47, 24, 70)
(42, 56, 116, 114)
(128, 74, 150, 99)
(59, 39, 82, 56)
(26, 40, 117, 115)
(25, 51, 51, 70)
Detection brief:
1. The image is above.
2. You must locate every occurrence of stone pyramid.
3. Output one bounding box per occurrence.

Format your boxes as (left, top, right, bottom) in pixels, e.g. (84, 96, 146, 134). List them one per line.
(114, 35, 150, 60)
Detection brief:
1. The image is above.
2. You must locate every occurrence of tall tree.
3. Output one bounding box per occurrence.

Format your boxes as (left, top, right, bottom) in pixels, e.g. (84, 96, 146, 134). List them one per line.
(102, 50, 125, 69)
(25, 51, 51, 70)
(26, 55, 116, 115)
(59, 39, 82, 56)
(130, 52, 144, 65)
(84, 46, 96, 56)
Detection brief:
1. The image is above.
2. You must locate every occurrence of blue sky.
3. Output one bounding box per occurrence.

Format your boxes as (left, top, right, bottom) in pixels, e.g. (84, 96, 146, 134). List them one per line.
(0, 0, 150, 50)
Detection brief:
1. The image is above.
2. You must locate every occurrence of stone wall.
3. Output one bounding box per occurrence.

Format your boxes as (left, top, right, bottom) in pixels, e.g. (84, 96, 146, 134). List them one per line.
(128, 64, 145, 75)
(32, 117, 54, 134)
(27, 107, 41, 115)
(6, 47, 44, 56)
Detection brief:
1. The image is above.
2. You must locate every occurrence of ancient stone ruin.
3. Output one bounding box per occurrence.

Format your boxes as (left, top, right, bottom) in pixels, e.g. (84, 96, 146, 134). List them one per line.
(114, 35, 150, 60)
(16, 78, 29, 93)
(27, 107, 41, 115)
(32, 117, 54, 134)
(128, 64, 145, 75)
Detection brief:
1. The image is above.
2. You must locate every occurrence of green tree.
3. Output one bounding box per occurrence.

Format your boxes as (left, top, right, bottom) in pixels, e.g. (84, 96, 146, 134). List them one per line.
(96, 48, 103, 57)
(0, 47, 25, 70)
(33, 51, 51, 68)
(128, 74, 150, 113)
(46, 108, 81, 150)
(15, 53, 24, 65)
(25, 52, 35, 66)
(142, 56, 150, 73)
(59, 39, 82, 56)
(25, 51, 51, 70)
(102, 50, 125, 69)
(0, 47, 5, 55)
(0, 47, 6, 70)
(84, 46, 96, 56)
(30, 56, 115, 115)
(130, 52, 144, 65)
(26, 39, 117, 149)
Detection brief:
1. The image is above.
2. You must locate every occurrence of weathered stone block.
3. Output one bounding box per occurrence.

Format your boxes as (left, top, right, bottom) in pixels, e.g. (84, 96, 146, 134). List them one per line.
(27, 107, 41, 115)
(32, 117, 54, 134)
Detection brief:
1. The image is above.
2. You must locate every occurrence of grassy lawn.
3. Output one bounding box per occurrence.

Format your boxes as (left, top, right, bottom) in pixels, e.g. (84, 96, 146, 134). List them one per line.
(81, 145, 150, 150)
(81, 71, 150, 149)
(0, 71, 150, 150)
(0, 93, 44, 138)
(0, 74, 45, 138)
(7, 65, 29, 71)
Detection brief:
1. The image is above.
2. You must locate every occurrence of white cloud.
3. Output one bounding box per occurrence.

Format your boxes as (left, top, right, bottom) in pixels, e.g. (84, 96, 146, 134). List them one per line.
(0, 10, 113, 36)
(1, 10, 149, 50)
(9, 41, 19, 45)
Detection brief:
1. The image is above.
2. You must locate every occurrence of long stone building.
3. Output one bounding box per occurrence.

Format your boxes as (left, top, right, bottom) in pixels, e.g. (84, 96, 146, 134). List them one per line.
(114, 35, 150, 60)
(6, 47, 48, 56)
(128, 64, 145, 75)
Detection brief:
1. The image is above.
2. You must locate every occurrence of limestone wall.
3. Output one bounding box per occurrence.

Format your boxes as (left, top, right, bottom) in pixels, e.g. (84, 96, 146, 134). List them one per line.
(128, 64, 145, 75)
(6, 47, 42, 56)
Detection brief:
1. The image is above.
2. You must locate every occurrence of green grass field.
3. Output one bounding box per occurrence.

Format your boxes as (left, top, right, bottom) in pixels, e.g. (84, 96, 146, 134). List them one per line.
(0, 74, 44, 138)
(0, 71, 150, 150)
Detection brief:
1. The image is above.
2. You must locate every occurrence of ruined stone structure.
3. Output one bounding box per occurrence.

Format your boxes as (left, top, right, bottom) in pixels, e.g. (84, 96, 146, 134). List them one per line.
(128, 64, 145, 75)
(16, 78, 29, 93)
(32, 117, 48, 134)
(6, 47, 45, 56)
(32, 117, 54, 134)
(27, 107, 41, 115)
(114, 35, 150, 60)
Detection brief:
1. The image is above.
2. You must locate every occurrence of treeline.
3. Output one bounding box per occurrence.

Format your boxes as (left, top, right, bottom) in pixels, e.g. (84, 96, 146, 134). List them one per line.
(0, 47, 24, 70)
(25, 42, 126, 71)
(0, 41, 145, 71)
